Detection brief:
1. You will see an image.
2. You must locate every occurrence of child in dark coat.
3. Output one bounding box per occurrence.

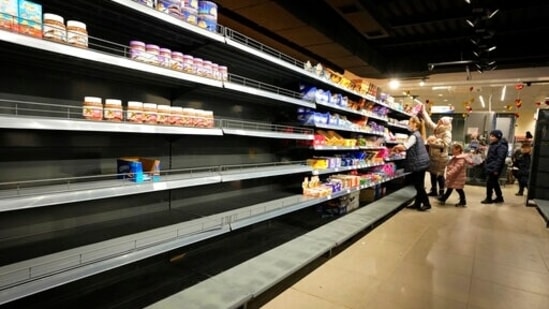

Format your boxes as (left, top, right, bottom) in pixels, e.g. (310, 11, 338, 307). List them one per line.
(515, 142, 532, 196)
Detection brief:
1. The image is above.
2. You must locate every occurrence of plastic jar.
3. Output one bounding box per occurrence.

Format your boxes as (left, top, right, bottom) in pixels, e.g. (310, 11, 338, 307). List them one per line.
(183, 0, 199, 10)
(171, 51, 184, 71)
(198, 1, 218, 19)
(211, 63, 220, 80)
(218, 65, 228, 81)
(159, 48, 172, 68)
(43, 13, 66, 43)
(130, 41, 146, 61)
(135, 0, 154, 7)
(66, 20, 88, 48)
(157, 0, 182, 18)
(202, 60, 213, 78)
(82, 96, 103, 120)
(182, 55, 194, 73)
(126, 101, 143, 123)
(181, 7, 198, 25)
(145, 44, 160, 65)
(170, 106, 183, 125)
(203, 109, 214, 128)
(181, 107, 195, 127)
(103, 99, 123, 121)
(143, 103, 158, 124)
(193, 57, 205, 76)
(156, 104, 171, 125)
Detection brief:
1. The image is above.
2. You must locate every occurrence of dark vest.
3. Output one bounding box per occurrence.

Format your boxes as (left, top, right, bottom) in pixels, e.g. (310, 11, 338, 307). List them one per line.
(405, 131, 430, 172)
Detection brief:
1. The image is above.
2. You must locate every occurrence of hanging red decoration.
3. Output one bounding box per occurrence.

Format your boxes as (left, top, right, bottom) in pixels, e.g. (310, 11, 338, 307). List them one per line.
(469, 86, 474, 92)
(515, 83, 524, 91)
(515, 113, 520, 118)
(514, 99, 522, 108)
(536, 102, 541, 107)
(466, 105, 473, 112)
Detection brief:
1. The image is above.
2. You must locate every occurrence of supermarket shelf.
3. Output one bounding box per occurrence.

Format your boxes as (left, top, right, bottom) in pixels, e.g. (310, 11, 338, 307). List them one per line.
(312, 162, 385, 175)
(148, 185, 415, 309)
(0, 115, 224, 135)
(223, 77, 315, 109)
(220, 164, 312, 182)
(110, 0, 226, 43)
(0, 175, 408, 305)
(0, 30, 223, 89)
(0, 163, 312, 213)
(222, 119, 314, 140)
(312, 145, 359, 151)
(310, 123, 385, 136)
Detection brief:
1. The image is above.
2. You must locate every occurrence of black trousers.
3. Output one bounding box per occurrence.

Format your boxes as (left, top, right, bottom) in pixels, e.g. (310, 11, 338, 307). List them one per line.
(429, 172, 445, 192)
(441, 188, 466, 203)
(410, 169, 430, 207)
(486, 172, 503, 200)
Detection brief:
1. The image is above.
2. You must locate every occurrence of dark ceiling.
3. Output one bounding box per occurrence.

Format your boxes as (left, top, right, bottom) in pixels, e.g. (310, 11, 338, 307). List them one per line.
(217, 0, 549, 79)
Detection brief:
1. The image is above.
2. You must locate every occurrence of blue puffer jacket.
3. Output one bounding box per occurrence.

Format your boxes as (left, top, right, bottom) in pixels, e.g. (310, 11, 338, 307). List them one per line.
(484, 138, 509, 174)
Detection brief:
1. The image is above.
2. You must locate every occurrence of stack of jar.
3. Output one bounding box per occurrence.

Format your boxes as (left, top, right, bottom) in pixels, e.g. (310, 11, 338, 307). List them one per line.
(128, 40, 228, 80)
(43, 13, 88, 48)
(181, 0, 199, 26)
(197, 1, 217, 32)
(83, 97, 215, 128)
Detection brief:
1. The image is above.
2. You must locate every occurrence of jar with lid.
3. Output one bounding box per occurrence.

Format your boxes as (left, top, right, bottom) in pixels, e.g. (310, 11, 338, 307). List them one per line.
(104, 99, 123, 121)
(126, 101, 144, 123)
(135, 0, 154, 7)
(193, 57, 205, 76)
(181, 107, 195, 127)
(171, 51, 184, 71)
(170, 106, 183, 125)
(211, 63, 220, 80)
(203, 110, 214, 128)
(182, 55, 194, 73)
(130, 41, 146, 61)
(202, 60, 213, 78)
(83, 96, 103, 120)
(218, 65, 228, 81)
(159, 48, 172, 68)
(156, 104, 171, 125)
(143, 103, 158, 124)
(66, 20, 88, 48)
(43, 13, 66, 43)
(145, 44, 160, 65)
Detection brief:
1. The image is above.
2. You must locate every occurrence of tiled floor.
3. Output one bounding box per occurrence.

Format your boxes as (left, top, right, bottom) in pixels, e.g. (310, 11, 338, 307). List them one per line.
(262, 182, 549, 309)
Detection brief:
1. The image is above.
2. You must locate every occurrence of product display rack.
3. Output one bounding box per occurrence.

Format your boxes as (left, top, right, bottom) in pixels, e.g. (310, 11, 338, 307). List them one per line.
(0, 0, 411, 305)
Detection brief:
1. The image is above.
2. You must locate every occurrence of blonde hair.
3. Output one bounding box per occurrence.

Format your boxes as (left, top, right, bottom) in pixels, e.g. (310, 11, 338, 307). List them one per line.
(452, 142, 463, 153)
(409, 116, 426, 140)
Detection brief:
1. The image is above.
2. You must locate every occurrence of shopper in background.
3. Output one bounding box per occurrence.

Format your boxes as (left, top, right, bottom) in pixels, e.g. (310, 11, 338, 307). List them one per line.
(515, 142, 532, 196)
(481, 129, 509, 204)
(392, 116, 431, 211)
(421, 108, 452, 198)
(437, 143, 472, 207)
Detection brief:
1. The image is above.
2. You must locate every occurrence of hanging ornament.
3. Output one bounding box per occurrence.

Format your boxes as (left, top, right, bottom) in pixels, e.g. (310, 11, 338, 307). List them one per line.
(515, 113, 520, 118)
(514, 99, 522, 108)
(515, 83, 525, 91)
(469, 86, 474, 92)
(466, 105, 473, 113)
(536, 102, 541, 107)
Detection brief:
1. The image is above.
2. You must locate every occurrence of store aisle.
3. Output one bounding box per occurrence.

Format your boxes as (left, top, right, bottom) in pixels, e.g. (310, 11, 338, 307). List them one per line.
(261, 183, 549, 309)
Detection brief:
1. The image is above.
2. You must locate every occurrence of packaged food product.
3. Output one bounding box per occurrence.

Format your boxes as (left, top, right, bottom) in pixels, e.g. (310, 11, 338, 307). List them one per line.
(145, 44, 160, 65)
(66, 20, 88, 48)
(0, 0, 17, 31)
(193, 57, 204, 76)
(143, 103, 158, 124)
(126, 101, 143, 123)
(202, 60, 213, 78)
(159, 47, 172, 68)
(198, 1, 217, 19)
(133, 0, 154, 8)
(130, 40, 146, 60)
(182, 54, 194, 73)
(17, 0, 42, 38)
(103, 99, 123, 121)
(156, 0, 181, 18)
(82, 96, 103, 120)
(43, 13, 65, 42)
(171, 51, 184, 71)
(170, 106, 183, 125)
(156, 104, 171, 125)
(218, 65, 228, 81)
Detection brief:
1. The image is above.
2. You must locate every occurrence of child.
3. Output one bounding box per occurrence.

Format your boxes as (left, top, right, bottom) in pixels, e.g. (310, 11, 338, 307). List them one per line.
(438, 143, 473, 207)
(515, 142, 532, 196)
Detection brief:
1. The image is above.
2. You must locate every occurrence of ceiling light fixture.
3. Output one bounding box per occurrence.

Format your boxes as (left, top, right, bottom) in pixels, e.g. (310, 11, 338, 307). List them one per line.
(500, 85, 506, 101)
(389, 79, 400, 90)
(466, 19, 476, 27)
(465, 0, 470, 3)
(479, 95, 486, 108)
(487, 9, 499, 19)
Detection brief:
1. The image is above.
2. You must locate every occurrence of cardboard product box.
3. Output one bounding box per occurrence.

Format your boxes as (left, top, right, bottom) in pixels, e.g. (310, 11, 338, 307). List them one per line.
(0, 0, 17, 31)
(117, 157, 160, 183)
(347, 191, 360, 211)
(18, 0, 42, 38)
(359, 188, 375, 203)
